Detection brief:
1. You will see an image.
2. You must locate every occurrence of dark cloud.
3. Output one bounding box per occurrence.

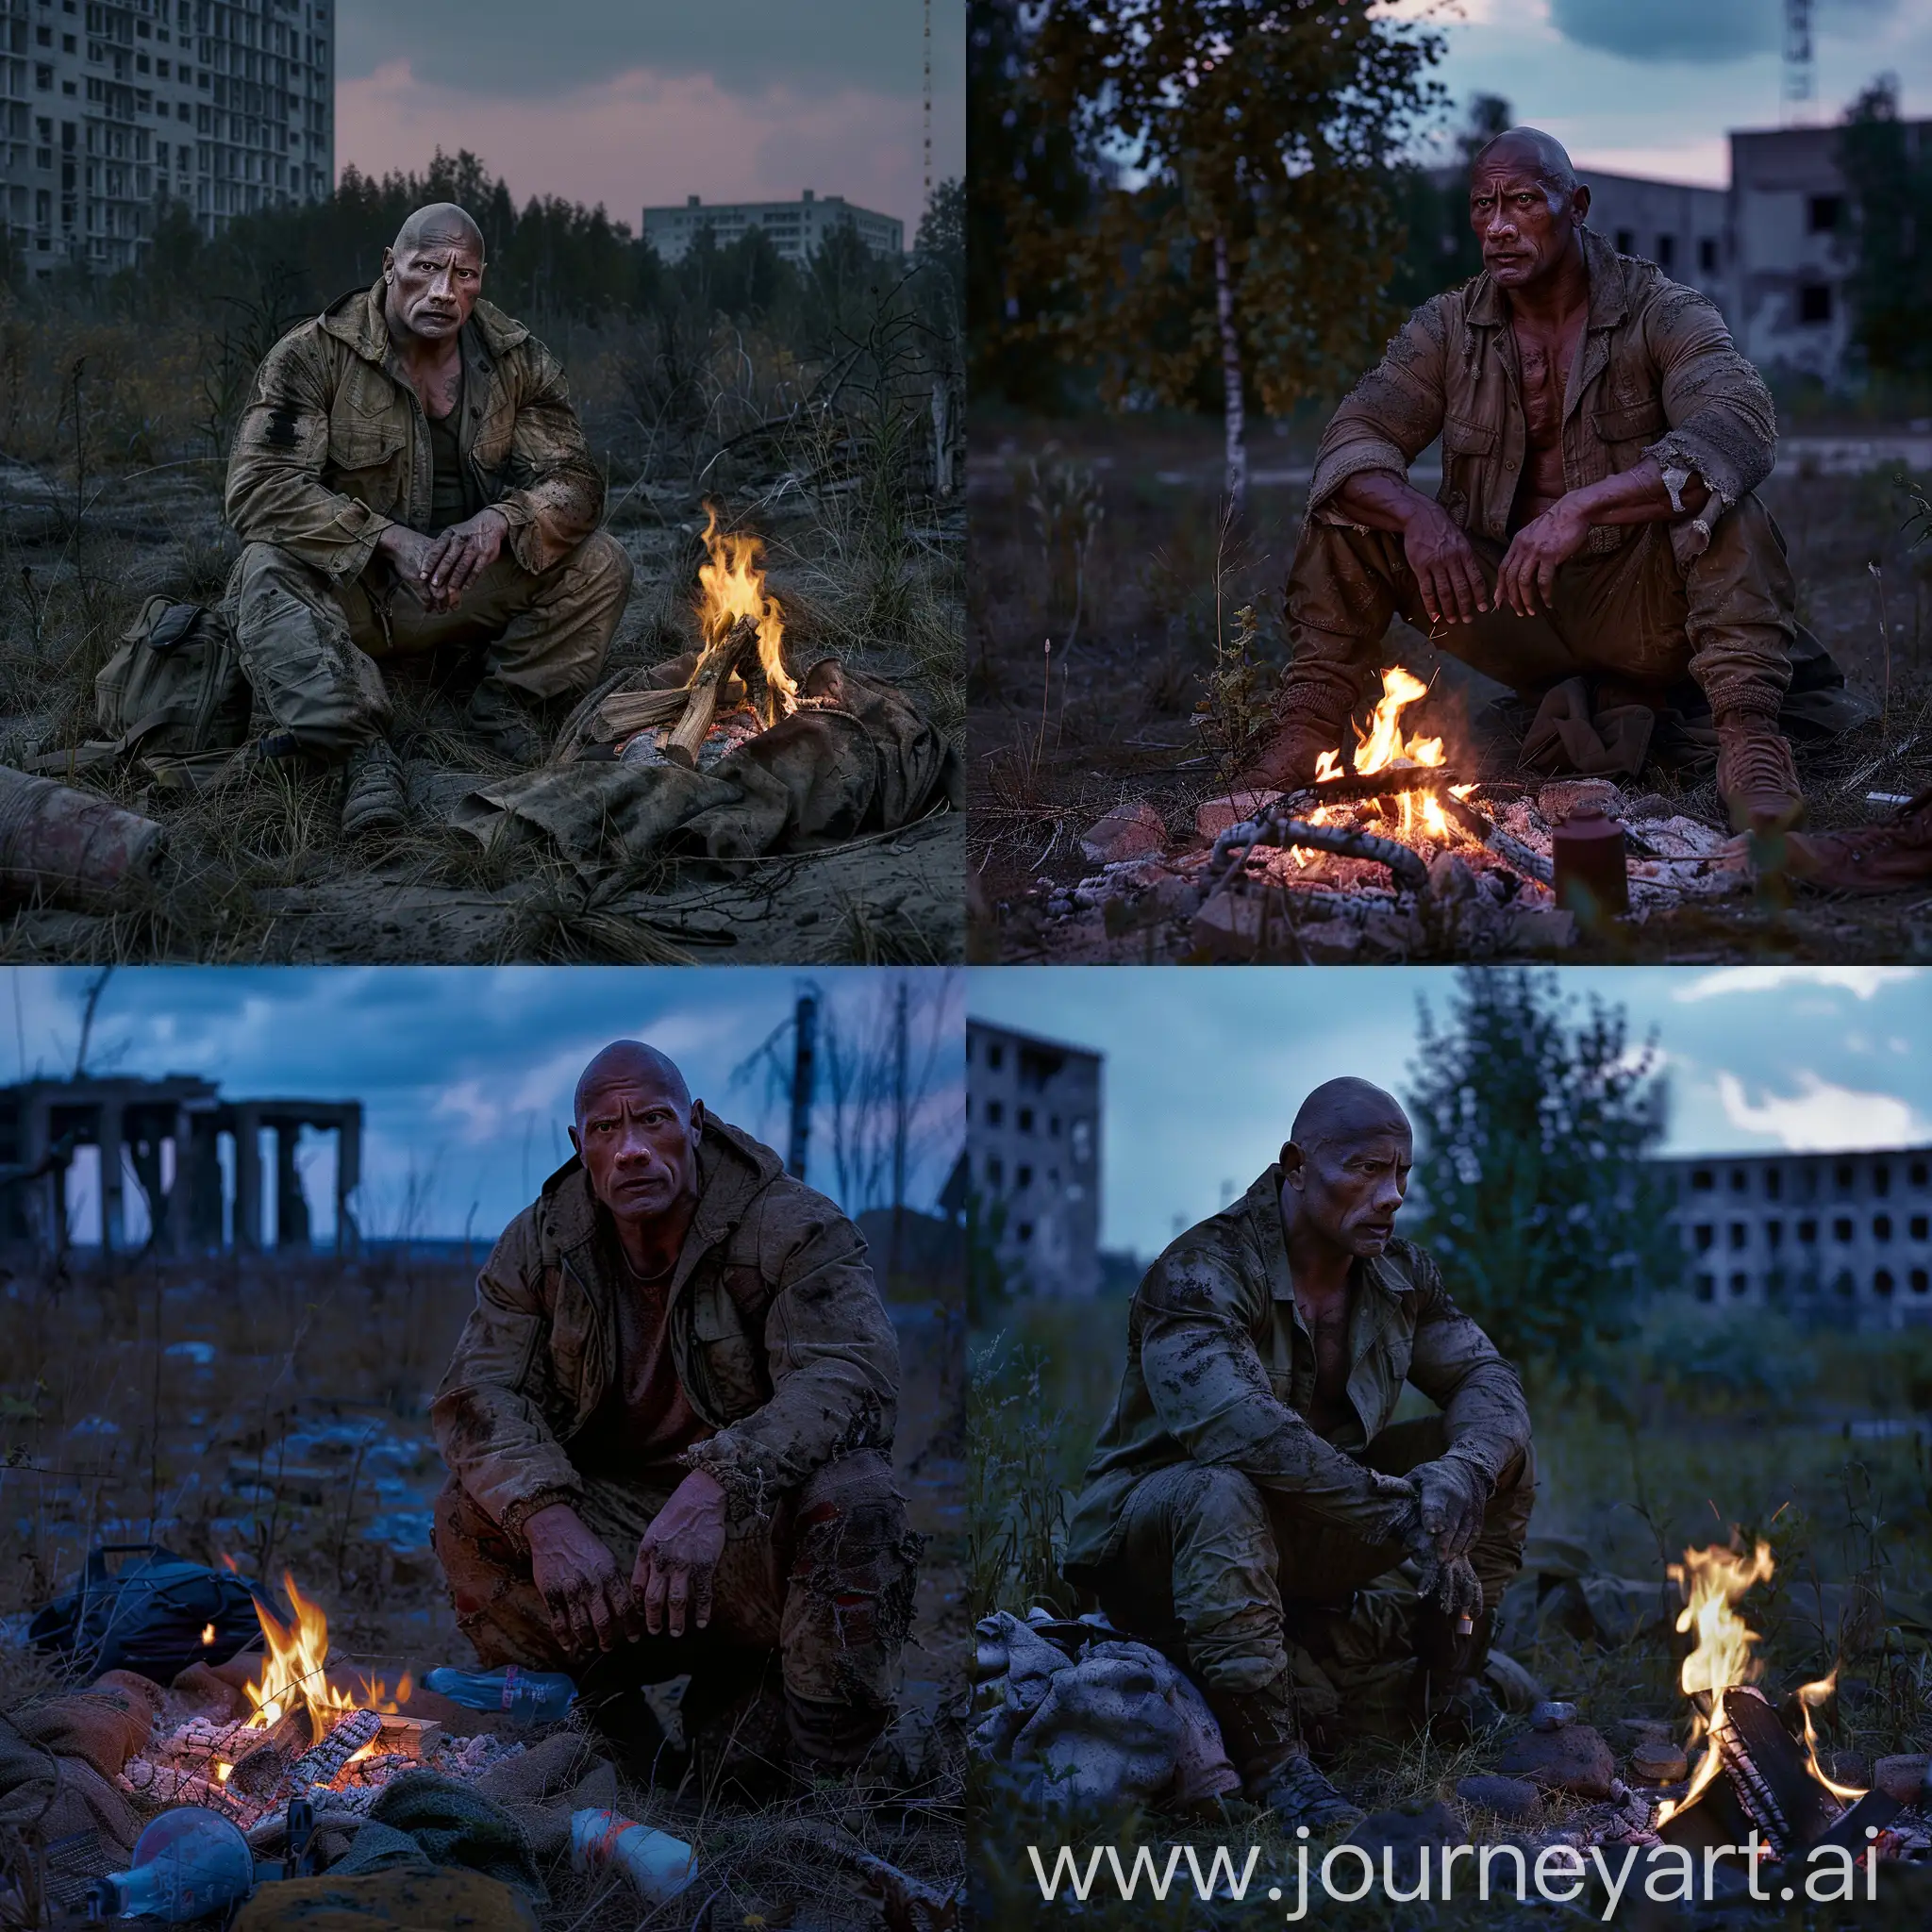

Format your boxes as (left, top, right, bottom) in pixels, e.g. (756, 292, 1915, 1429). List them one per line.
(335, 0, 960, 102)
(1547, 0, 1892, 65)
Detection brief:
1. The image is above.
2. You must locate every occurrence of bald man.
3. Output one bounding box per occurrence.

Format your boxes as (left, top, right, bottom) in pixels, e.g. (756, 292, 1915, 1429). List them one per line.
(429, 1042, 918, 1786)
(1062, 1080, 1534, 1828)
(1250, 126, 1863, 832)
(225, 201, 632, 836)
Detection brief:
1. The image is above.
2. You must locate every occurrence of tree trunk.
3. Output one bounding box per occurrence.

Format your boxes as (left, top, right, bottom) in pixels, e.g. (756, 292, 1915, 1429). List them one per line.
(1213, 228, 1247, 515)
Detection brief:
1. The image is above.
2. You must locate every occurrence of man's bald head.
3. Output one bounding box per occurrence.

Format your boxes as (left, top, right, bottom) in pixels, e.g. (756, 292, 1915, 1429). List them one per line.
(574, 1041, 692, 1128)
(1290, 1078, 1411, 1156)
(393, 202, 485, 262)
(1471, 126, 1580, 213)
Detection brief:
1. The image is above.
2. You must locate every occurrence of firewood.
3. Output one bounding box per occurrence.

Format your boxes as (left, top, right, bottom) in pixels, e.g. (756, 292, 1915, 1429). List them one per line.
(374, 1715, 442, 1759)
(228, 1710, 310, 1798)
(289, 1708, 382, 1789)
(664, 616, 759, 768)
(172, 1718, 261, 1762)
(591, 685, 691, 741)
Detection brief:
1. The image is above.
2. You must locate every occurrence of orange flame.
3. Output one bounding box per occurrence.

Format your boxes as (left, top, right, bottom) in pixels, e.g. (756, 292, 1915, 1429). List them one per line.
(695, 504, 797, 718)
(243, 1572, 410, 1742)
(1654, 1541, 1865, 1826)
(1310, 667, 1472, 841)
(200, 1624, 215, 1646)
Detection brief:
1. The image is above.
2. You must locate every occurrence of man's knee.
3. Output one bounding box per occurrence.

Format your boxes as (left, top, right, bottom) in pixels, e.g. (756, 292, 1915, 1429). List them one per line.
(230, 541, 390, 757)
(572, 528, 634, 603)
(790, 1451, 918, 1628)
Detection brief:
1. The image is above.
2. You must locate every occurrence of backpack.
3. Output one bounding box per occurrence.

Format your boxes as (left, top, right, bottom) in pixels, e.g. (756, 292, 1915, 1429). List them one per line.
(92, 597, 252, 759)
(26, 1543, 267, 1684)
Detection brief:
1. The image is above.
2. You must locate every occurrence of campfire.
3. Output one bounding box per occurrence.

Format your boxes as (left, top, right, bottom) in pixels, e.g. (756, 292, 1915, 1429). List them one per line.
(588, 505, 801, 770)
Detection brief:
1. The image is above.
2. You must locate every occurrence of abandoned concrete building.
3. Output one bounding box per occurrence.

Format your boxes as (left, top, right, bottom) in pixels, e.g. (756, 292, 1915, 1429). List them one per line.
(0, 1073, 362, 1254)
(1657, 1143, 1932, 1327)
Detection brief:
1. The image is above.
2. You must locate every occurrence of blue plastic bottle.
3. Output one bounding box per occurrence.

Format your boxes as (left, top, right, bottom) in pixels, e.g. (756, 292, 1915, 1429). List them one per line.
(91, 1808, 255, 1922)
(425, 1663, 576, 1724)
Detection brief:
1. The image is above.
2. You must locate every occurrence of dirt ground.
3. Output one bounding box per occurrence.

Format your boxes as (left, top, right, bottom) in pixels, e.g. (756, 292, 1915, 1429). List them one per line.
(0, 454, 963, 966)
(967, 413, 1932, 965)
(0, 1247, 966, 1929)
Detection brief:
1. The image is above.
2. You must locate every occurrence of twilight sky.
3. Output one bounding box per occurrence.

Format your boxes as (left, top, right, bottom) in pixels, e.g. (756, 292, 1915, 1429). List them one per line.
(968, 966, 1932, 1258)
(1390, 0, 1932, 187)
(333, 0, 965, 238)
(13, 969, 962, 1247)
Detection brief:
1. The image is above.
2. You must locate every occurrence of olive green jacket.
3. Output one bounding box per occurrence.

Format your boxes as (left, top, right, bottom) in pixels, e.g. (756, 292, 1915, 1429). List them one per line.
(1063, 1166, 1532, 1578)
(225, 279, 605, 588)
(430, 1117, 901, 1535)
(1307, 226, 1776, 571)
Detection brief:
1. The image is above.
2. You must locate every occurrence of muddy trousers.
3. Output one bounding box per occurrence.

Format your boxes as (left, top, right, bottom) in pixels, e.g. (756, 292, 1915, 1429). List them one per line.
(1282, 492, 1807, 725)
(227, 530, 633, 758)
(1084, 1418, 1534, 1731)
(431, 1450, 919, 1771)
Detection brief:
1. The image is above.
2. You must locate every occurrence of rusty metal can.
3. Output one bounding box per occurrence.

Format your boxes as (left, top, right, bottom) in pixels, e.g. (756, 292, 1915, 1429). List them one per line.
(1551, 803, 1628, 920)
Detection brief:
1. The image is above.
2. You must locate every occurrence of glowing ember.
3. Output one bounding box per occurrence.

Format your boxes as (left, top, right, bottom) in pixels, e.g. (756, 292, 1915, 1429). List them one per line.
(694, 504, 798, 718)
(200, 1624, 215, 1646)
(242, 1570, 409, 1741)
(1309, 667, 1471, 842)
(1655, 1541, 1866, 1826)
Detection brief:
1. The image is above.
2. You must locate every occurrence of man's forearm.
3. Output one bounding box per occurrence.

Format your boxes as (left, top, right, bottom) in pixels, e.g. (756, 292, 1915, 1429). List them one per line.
(1561, 457, 1709, 529)
(1332, 468, 1441, 534)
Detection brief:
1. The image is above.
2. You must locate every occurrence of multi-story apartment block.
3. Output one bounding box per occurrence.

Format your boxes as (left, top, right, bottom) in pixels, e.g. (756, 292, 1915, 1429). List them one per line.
(965, 1020, 1101, 1298)
(641, 189, 904, 267)
(0, 0, 334, 275)
(1657, 1144, 1932, 1327)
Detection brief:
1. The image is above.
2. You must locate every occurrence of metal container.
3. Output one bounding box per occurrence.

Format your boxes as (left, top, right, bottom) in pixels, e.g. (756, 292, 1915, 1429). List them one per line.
(1551, 803, 1628, 920)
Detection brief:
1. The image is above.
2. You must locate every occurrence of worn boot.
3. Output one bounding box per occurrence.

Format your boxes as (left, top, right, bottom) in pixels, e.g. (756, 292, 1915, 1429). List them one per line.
(340, 736, 406, 839)
(1715, 709, 1805, 832)
(1409, 1605, 1504, 1744)
(467, 679, 546, 766)
(1241, 682, 1356, 792)
(1786, 788, 1932, 895)
(1205, 1677, 1364, 1831)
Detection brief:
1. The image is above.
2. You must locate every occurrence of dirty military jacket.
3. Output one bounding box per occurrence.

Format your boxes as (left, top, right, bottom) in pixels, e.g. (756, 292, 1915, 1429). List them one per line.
(1307, 226, 1776, 567)
(431, 1116, 901, 1535)
(1063, 1165, 1532, 1579)
(225, 280, 605, 588)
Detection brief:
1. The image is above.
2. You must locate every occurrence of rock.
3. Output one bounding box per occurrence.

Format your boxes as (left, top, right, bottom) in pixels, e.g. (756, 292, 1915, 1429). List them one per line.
(1428, 851, 1477, 902)
(1150, 873, 1205, 919)
(1531, 1700, 1577, 1732)
(1874, 1754, 1932, 1804)
(1505, 907, 1578, 954)
(1357, 907, 1426, 958)
(1079, 800, 1168, 866)
(1538, 779, 1624, 823)
(1190, 889, 1361, 963)
(1195, 788, 1282, 844)
(1343, 1801, 1462, 1893)
(1457, 1774, 1541, 1820)
(1300, 921, 1366, 964)
(1497, 1722, 1617, 1799)
(1622, 793, 1675, 821)
(1628, 1740, 1689, 1784)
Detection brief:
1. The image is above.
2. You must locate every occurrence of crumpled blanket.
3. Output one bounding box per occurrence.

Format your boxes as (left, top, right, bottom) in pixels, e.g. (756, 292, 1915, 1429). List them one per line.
(0, 1690, 151, 1853)
(458, 658, 961, 875)
(1522, 678, 1657, 777)
(331, 1771, 545, 1902)
(969, 1611, 1240, 1811)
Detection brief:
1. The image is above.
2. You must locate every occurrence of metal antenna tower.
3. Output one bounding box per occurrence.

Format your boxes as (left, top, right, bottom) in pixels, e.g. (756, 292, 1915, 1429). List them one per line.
(1783, 0, 1816, 124)
(924, 0, 934, 208)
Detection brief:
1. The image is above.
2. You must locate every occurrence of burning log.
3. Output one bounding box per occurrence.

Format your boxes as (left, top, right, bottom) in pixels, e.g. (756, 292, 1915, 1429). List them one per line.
(591, 686, 692, 742)
(1704, 1686, 1841, 1855)
(1438, 794, 1556, 887)
(1210, 809, 1431, 896)
(288, 1708, 381, 1790)
(1284, 764, 1466, 812)
(664, 615, 760, 769)
(373, 1716, 443, 1760)
(228, 1710, 312, 1799)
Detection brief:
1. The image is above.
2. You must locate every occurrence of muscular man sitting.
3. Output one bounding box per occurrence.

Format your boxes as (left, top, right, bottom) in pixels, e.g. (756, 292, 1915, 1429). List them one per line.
(1062, 1078, 1534, 1828)
(1250, 126, 1860, 832)
(430, 1041, 918, 1783)
(225, 202, 633, 837)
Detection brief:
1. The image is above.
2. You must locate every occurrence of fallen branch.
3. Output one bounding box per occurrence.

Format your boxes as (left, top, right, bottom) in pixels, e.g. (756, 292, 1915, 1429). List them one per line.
(1439, 794, 1555, 886)
(773, 1822, 960, 1931)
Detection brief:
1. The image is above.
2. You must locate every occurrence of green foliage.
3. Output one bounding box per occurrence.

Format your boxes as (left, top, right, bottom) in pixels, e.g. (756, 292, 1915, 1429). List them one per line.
(967, 1335, 1074, 1620)
(1006, 0, 1446, 419)
(1840, 78, 1932, 382)
(1403, 967, 1682, 1385)
(1192, 599, 1275, 771)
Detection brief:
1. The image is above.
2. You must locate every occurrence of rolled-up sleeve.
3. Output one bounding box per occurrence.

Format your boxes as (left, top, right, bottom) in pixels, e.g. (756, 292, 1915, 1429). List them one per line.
(1307, 298, 1452, 522)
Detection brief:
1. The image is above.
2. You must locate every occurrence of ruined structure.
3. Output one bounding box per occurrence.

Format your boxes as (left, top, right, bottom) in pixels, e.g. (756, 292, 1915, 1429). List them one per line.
(0, 1073, 361, 1255)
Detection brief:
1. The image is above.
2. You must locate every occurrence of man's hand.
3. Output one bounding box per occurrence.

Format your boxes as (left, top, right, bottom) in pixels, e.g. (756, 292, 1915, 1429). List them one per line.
(375, 508, 507, 613)
(1400, 500, 1491, 628)
(525, 1501, 640, 1656)
(633, 1468, 728, 1638)
(1495, 499, 1589, 617)
(1412, 1457, 1491, 1564)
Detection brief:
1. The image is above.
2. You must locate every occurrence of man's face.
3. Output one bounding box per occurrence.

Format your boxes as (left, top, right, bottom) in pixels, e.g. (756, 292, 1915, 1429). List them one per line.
(1469, 159, 1585, 290)
(1285, 1128, 1412, 1257)
(383, 236, 484, 341)
(570, 1075, 701, 1226)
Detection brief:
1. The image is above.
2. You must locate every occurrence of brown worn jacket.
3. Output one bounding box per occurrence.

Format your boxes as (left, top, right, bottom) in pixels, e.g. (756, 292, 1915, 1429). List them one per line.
(1307, 226, 1776, 568)
(225, 280, 605, 588)
(1063, 1166, 1532, 1579)
(430, 1117, 901, 1534)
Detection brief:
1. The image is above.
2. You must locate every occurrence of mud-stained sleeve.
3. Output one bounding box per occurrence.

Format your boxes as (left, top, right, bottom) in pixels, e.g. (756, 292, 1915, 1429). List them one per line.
(493, 339, 606, 575)
(1640, 283, 1777, 556)
(680, 1202, 901, 1524)
(1137, 1246, 1417, 1539)
(429, 1211, 582, 1541)
(1400, 1249, 1532, 1485)
(224, 330, 395, 583)
(1305, 298, 1452, 524)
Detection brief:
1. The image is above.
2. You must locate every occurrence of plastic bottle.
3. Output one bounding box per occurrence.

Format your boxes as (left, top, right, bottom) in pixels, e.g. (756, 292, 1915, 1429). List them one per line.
(90, 1808, 255, 1922)
(570, 1808, 698, 1906)
(425, 1663, 576, 1724)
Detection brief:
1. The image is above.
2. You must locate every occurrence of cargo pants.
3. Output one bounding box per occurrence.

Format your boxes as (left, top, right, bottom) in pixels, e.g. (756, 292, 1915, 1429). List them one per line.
(1086, 1416, 1535, 1734)
(1283, 491, 1818, 725)
(227, 529, 633, 758)
(431, 1448, 921, 1769)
